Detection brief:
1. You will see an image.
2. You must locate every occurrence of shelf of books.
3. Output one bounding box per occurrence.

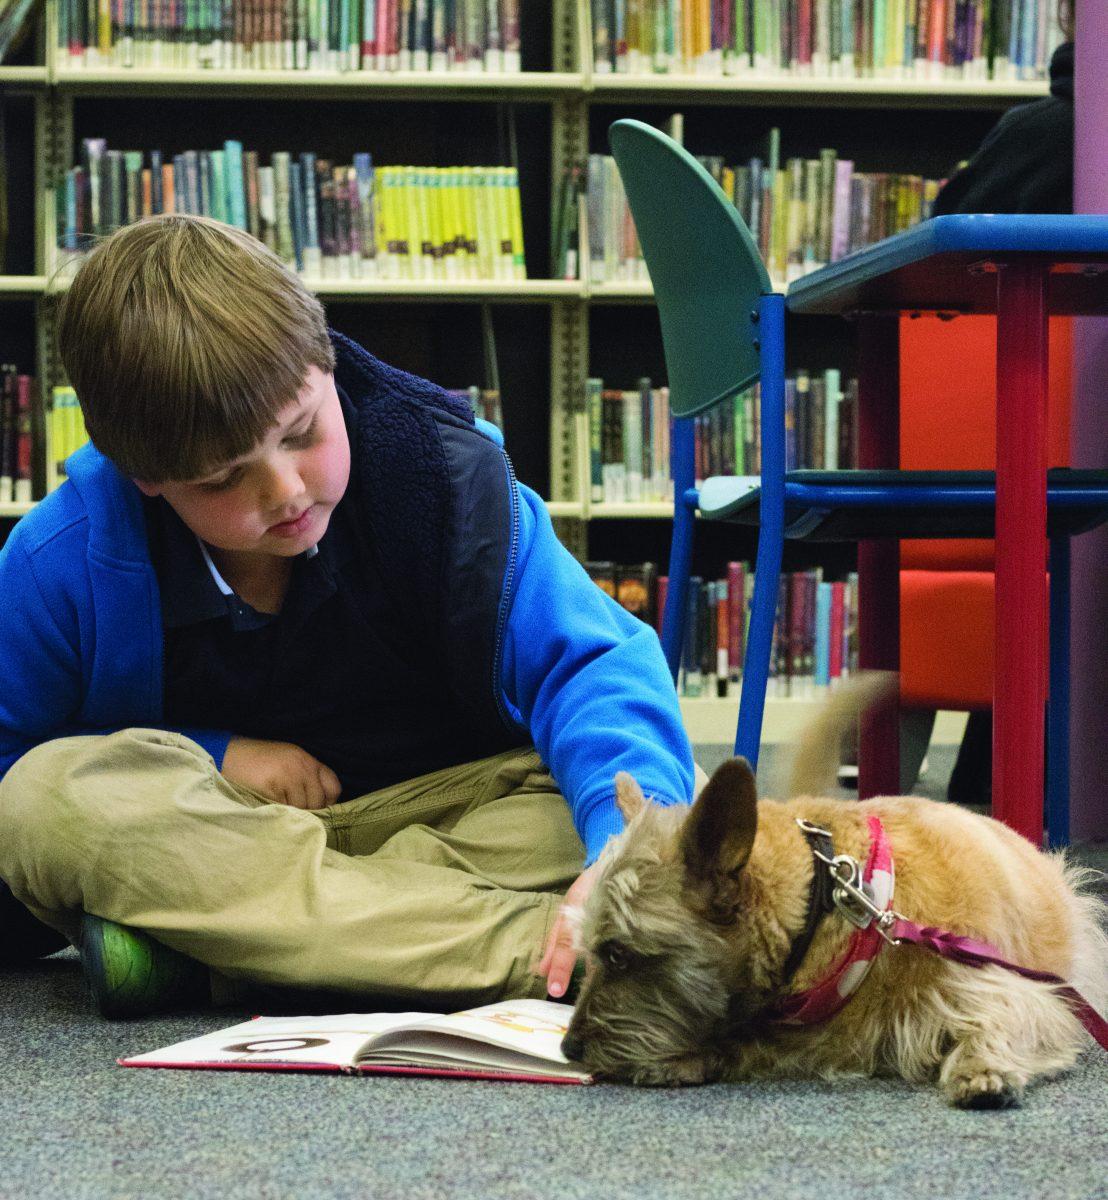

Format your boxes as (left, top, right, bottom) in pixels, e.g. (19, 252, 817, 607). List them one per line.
(49, 147, 544, 290)
(582, 0, 1060, 87)
(576, 123, 956, 293)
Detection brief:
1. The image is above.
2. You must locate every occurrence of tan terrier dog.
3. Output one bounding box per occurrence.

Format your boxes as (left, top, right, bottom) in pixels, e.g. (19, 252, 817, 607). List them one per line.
(562, 676, 1108, 1107)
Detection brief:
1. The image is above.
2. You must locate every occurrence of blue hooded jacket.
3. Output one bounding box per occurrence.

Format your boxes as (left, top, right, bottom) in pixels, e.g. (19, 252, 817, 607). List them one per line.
(0, 334, 694, 864)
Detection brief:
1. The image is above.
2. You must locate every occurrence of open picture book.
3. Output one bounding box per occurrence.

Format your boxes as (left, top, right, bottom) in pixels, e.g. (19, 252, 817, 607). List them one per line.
(120, 997, 592, 1085)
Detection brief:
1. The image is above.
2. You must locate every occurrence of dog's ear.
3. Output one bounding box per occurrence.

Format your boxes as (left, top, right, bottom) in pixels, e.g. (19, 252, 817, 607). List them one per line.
(680, 758, 758, 921)
(614, 771, 646, 821)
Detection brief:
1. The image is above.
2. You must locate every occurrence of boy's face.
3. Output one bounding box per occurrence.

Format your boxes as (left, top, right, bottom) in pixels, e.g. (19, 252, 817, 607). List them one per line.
(135, 367, 351, 563)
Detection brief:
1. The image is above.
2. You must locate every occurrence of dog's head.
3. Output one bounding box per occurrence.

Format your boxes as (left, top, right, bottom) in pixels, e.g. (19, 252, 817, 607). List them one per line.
(561, 758, 761, 1086)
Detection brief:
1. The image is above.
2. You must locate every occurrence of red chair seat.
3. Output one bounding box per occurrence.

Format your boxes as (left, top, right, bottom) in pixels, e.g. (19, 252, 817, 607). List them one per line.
(899, 315, 1072, 709)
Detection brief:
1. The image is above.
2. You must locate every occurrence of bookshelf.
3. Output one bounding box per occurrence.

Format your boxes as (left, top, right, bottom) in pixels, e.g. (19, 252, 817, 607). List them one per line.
(682, 694, 969, 745)
(587, 75, 1048, 106)
(1, 0, 1054, 733)
(51, 67, 586, 98)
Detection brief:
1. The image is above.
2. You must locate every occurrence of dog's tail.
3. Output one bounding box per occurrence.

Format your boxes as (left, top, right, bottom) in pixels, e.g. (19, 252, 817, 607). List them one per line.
(786, 671, 898, 798)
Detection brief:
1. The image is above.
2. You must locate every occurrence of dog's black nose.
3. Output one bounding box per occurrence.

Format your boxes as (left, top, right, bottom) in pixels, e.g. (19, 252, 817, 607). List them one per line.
(561, 1032, 585, 1061)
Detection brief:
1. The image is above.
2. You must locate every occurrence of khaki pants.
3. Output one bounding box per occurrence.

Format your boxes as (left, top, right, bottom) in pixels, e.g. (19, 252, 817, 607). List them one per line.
(0, 730, 584, 1007)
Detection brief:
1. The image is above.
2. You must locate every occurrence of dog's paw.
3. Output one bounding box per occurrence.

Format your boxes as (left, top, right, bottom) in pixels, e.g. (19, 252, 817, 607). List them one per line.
(627, 1054, 717, 1087)
(944, 1068, 1023, 1110)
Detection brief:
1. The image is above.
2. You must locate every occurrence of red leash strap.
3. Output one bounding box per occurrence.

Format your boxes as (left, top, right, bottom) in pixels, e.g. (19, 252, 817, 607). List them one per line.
(891, 919, 1108, 1053)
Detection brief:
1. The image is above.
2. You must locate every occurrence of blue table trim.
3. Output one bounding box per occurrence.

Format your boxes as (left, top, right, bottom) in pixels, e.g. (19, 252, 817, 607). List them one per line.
(787, 214, 1108, 316)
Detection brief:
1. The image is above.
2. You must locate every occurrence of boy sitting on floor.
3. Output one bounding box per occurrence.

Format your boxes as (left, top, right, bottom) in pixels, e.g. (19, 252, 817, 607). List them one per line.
(0, 214, 694, 1015)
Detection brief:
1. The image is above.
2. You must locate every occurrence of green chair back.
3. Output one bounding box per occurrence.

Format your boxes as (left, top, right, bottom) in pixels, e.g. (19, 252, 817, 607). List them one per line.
(608, 119, 773, 419)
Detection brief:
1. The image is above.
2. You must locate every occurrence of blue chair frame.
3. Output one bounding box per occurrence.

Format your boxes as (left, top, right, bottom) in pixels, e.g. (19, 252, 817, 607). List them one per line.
(610, 119, 1108, 844)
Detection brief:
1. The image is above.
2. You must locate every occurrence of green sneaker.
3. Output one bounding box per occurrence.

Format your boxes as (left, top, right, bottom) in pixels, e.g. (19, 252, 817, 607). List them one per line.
(78, 914, 210, 1019)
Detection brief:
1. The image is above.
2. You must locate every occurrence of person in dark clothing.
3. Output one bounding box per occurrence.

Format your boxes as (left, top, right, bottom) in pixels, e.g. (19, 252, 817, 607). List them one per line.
(933, 3, 1074, 808)
(932, 40, 1074, 218)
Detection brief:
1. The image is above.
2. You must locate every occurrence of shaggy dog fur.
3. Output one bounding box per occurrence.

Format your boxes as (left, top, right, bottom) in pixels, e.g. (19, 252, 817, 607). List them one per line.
(563, 677, 1108, 1107)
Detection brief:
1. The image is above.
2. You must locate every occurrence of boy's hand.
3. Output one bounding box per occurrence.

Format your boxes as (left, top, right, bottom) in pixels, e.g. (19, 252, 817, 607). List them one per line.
(222, 737, 342, 810)
(537, 859, 603, 999)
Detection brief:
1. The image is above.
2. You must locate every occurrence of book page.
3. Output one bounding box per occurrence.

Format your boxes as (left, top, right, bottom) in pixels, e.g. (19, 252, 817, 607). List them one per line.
(121, 1012, 441, 1069)
(357, 998, 575, 1066)
(120, 999, 585, 1079)
(358, 1039, 588, 1080)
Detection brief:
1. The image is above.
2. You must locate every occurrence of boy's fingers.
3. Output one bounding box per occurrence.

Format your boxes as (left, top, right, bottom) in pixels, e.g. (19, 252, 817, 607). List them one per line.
(319, 764, 342, 805)
(305, 778, 328, 809)
(537, 920, 560, 977)
(542, 917, 577, 998)
(289, 774, 317, 809)
(546, 944, 577, 998)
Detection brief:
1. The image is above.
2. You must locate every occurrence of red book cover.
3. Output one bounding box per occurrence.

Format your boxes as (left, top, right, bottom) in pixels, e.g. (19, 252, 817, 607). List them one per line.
(929, 0, 945, 67)
(376, 0, 391, 67)
(829, 581, 845, 678)
(15, 375, 32, 484)
(798, 0, 812, 67)
(726, 561, 745, 682)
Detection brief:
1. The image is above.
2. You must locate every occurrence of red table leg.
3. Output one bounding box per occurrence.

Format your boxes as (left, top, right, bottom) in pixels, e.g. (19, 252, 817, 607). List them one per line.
(856, 312, 901, 799)
(994, 262, 1049, 845)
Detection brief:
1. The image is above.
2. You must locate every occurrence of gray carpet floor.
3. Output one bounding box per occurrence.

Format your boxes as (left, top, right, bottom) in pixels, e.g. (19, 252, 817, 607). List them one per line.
(2, 745, 1106, 1200)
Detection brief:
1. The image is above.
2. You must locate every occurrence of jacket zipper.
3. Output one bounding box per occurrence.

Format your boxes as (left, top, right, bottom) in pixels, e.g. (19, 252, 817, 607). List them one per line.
(492, 448, 522, 732)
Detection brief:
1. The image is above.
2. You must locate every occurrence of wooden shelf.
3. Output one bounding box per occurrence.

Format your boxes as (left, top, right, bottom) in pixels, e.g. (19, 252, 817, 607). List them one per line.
(588, 73, 1049, 109)
(0, 501, 35, 518)
(588, 501, 674, 518)
(587, 280, 653, 301)
(307, 278, 584, 301)
(682, 694, 969, 744)
(2, 493, 582, 521)
(47, 66, 1048, 109)
(47, 270, 584, 301)
(0, 66, 48, 88)
(52, 67, 585, 99)
(546, 500, 586, 518)
(0, 276, 49, 295)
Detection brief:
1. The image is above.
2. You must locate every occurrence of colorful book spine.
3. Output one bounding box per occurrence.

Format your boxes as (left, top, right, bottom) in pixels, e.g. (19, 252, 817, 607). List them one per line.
(587, 132, 948, 288)
(590, 559, 858, 699)
(56, 0, 527, 70)
(538, 2, 1055, 83)
(55, 142, 526, 285)
(0, 368, 37, 504)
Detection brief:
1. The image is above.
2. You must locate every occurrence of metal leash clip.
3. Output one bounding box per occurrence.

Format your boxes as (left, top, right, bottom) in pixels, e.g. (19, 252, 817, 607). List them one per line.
(830, 860, 904, 944)
(801, 829, 903, 944)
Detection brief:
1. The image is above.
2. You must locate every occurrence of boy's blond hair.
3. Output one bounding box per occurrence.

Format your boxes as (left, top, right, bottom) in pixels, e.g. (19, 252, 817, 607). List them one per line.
(57, 214, 336, 482)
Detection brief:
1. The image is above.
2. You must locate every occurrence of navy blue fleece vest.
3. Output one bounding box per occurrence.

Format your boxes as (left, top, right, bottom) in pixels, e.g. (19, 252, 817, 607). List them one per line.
(320, 331, 531, 782)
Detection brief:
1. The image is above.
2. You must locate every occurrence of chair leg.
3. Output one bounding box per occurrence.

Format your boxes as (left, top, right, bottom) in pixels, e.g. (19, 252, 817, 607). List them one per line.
(734, 527, 783, 769)
(661, 416, 697, 684)
(735, 292, 787, 770)
(1047, 535, 1070, 848)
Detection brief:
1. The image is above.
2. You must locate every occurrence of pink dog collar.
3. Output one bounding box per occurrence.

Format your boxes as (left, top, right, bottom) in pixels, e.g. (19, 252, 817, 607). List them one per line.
(770, 816, 894, 1026)
(766, 817, 1108, 1053)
